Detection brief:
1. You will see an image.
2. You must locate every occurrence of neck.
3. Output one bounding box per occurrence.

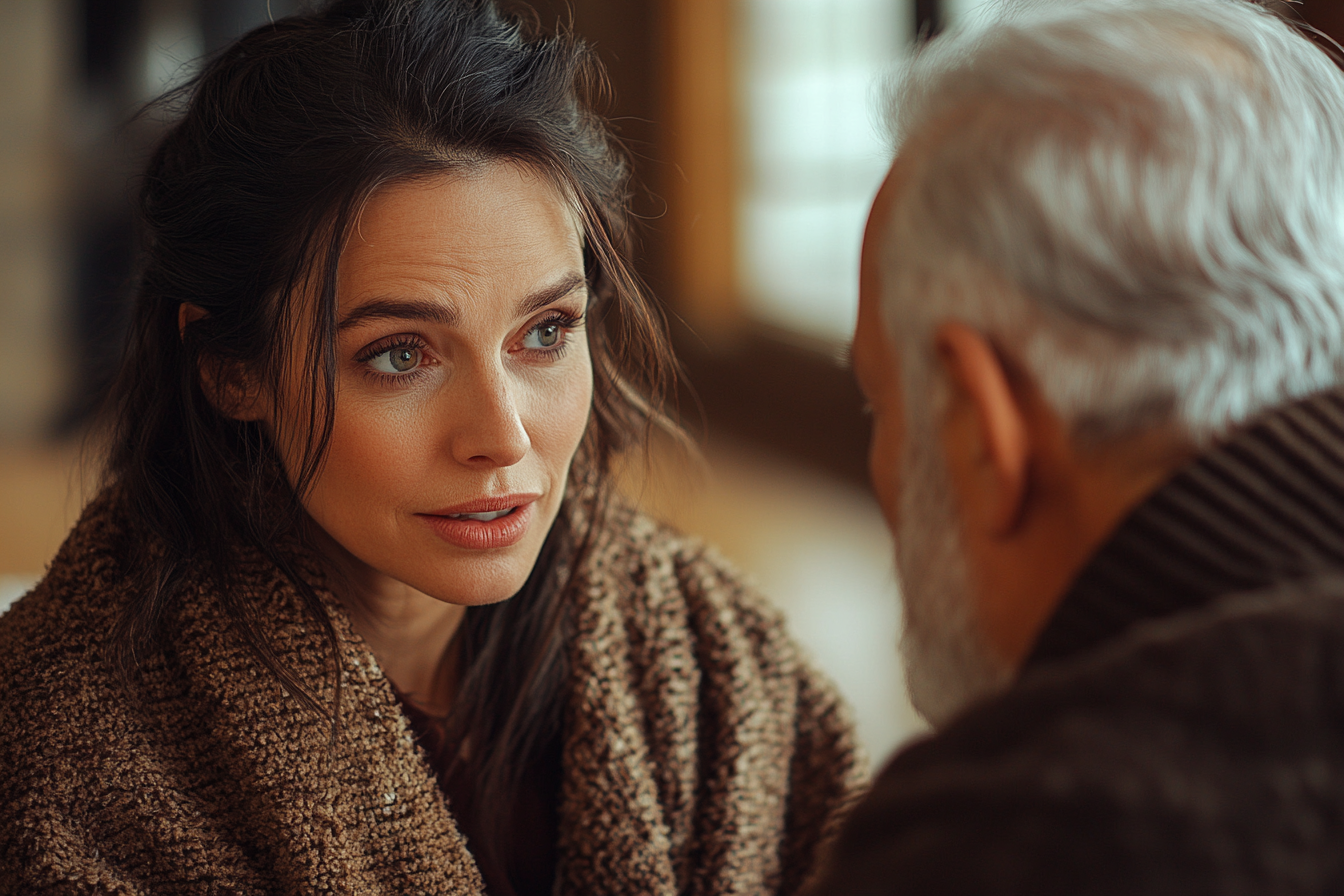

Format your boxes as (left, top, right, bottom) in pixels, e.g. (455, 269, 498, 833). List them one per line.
(976, 420, 1195, 670)
(338, 581, 466, 716)
(310, 526, 466, 716)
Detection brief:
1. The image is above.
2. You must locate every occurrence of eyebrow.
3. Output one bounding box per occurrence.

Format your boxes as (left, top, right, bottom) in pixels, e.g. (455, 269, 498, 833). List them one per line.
(517, 272, 588, 317)
(337, 272, 589, 331)
(337, 299, 457, 331)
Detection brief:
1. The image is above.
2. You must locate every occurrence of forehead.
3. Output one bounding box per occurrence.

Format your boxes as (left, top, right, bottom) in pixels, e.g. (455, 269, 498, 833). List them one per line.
(275, 163, 588, 346)
(855, 161, 909, 382)
(347, 164, 580, 260)
(860, 144, 921, 285)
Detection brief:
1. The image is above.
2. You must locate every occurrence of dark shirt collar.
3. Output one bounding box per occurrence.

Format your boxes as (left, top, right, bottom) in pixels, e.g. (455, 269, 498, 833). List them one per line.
(1026, 388, 1344, 670)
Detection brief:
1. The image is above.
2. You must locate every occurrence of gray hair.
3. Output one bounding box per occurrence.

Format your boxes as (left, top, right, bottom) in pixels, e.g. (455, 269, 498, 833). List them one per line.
(875, 0, 1344, 444)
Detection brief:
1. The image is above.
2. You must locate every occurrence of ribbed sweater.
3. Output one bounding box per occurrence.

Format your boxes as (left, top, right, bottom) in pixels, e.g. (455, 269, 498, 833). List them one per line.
(814, 388, 1344, 895)
(0, 492, 865, 895)
(1030, 388, 1344, 666)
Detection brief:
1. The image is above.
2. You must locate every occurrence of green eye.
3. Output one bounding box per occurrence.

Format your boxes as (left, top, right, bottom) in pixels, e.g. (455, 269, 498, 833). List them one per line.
(523, 321, 565, 350)
(369, 346, 422, 374)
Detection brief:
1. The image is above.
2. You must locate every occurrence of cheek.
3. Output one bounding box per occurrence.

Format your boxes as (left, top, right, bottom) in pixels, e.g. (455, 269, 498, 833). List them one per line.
(524, 353, 594, 465)
(302, 394, 441, 522)
(868, 413, 904, 530)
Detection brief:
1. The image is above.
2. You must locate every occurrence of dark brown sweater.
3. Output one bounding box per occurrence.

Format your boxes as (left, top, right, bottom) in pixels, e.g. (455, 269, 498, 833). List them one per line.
(813, 388, 1344, 895)
(0, 494, 865, 894)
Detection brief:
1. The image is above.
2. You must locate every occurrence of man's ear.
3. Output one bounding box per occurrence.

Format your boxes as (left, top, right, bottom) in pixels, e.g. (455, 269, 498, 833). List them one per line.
(177, 303, 267, 422)
(933, 321, 1030, 535)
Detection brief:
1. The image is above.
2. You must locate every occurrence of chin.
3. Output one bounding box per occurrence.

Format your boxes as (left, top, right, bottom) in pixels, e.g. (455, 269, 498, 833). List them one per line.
(412, 553, 542, 607)
(900, 604, 1013, 728)
(313, 509, 557, 608)
(895, 401, 1014, 728)
(896, 494, 1013, 728)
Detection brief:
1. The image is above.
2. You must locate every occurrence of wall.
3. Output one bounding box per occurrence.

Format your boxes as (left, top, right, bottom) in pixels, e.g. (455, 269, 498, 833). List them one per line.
(0, 0, 69, 438)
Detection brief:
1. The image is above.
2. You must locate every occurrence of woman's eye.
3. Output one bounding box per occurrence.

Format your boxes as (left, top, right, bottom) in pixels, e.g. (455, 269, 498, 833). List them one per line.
(368, 346, 422, 374)
(522, 322, 563, 350)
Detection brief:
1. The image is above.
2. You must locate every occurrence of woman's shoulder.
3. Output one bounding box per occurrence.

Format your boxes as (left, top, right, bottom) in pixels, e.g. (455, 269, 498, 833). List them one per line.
(0, 492, 138, 730)
(565, 494, 868, 892)
(2, 486, 130, 642)
(0, 492, 144, 840)
(0, 577, 108, 687)
(0, 582, 125, 796)
(580, 496, 799, 675)
(590, 497, 779, 607)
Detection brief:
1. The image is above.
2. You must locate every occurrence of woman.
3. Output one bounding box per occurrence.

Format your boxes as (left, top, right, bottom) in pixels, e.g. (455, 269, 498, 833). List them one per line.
(0, 1, 863, 893)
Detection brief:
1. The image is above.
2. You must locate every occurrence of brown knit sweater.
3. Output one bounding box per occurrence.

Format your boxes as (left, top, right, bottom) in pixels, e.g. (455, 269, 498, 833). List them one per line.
(0, 491, 865, 894)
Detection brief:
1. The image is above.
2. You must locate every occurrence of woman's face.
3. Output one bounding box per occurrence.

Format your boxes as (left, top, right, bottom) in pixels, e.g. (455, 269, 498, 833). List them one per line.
(269, 162, 593, 606)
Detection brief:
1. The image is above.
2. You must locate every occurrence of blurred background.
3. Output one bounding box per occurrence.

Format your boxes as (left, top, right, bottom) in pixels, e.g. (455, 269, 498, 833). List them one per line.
(1, 0, 1340, 767)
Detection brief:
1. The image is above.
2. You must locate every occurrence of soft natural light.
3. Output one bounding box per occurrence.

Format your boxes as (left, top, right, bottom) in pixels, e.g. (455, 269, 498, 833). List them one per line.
(738, 0, 911, 343)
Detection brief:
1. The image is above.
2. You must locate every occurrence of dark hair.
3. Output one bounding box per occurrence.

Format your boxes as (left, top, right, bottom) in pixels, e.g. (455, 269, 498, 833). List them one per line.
(100, 0, 677, 879)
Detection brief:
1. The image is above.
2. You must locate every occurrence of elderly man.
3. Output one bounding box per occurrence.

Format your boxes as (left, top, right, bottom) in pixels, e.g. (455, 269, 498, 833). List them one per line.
(819, 0, 1344, 892)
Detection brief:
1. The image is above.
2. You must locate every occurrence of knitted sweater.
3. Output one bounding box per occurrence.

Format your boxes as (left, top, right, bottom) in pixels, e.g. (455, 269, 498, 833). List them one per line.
(0, 492, 864, 895)
(814, 388, 1344, 895)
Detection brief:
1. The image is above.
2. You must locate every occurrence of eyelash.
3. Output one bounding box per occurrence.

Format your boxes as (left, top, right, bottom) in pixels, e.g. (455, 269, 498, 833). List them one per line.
(354, 335, 433, 386)
(352, 311, 586, 385)
(515, 311, 585, 360)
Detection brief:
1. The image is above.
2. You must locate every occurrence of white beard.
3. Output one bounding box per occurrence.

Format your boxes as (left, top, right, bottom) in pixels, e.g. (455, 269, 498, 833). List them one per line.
(894, 400, 1014, 729)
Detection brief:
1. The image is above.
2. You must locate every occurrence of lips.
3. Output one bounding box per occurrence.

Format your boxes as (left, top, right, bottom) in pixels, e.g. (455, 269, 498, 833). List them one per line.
(417, 494, 539, 549)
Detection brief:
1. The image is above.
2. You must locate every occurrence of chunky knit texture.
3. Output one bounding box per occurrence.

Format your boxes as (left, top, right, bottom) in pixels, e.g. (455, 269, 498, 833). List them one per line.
(814, 388, 1344, 895)
(0, 493, 864, 895)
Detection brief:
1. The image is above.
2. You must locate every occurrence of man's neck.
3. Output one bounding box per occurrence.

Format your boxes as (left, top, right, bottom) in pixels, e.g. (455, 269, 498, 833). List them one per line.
(970, 417, 1194, 671)
(1028, 389, 1344, 668)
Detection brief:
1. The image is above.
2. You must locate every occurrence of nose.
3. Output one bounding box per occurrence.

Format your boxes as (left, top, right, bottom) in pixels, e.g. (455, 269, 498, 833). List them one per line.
(449, 364, 530, 468)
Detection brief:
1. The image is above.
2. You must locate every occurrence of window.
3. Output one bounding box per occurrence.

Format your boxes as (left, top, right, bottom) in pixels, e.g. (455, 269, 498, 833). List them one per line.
(737, 0, 911, 343)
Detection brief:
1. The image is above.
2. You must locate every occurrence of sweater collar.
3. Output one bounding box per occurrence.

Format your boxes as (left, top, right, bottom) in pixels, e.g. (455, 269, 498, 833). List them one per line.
(1025, 387, 1344, 670)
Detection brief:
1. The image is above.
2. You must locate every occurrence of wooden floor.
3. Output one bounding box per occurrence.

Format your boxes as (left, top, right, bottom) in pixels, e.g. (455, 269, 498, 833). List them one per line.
(0, 437, 923, 764)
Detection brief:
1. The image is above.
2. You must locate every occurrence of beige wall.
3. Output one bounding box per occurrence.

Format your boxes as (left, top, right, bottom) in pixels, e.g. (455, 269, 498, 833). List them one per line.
(0, 0, 69, 438)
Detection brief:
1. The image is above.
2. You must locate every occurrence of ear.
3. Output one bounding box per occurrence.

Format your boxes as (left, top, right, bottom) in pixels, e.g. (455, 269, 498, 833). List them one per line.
(178, 302, 207, 335)
(933, 321, 1030, 535)
(178, 302, 267, 423)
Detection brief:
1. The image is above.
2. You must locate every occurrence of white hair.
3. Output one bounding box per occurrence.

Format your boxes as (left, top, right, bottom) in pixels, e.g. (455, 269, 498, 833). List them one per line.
(877, 0, 1344, 444)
